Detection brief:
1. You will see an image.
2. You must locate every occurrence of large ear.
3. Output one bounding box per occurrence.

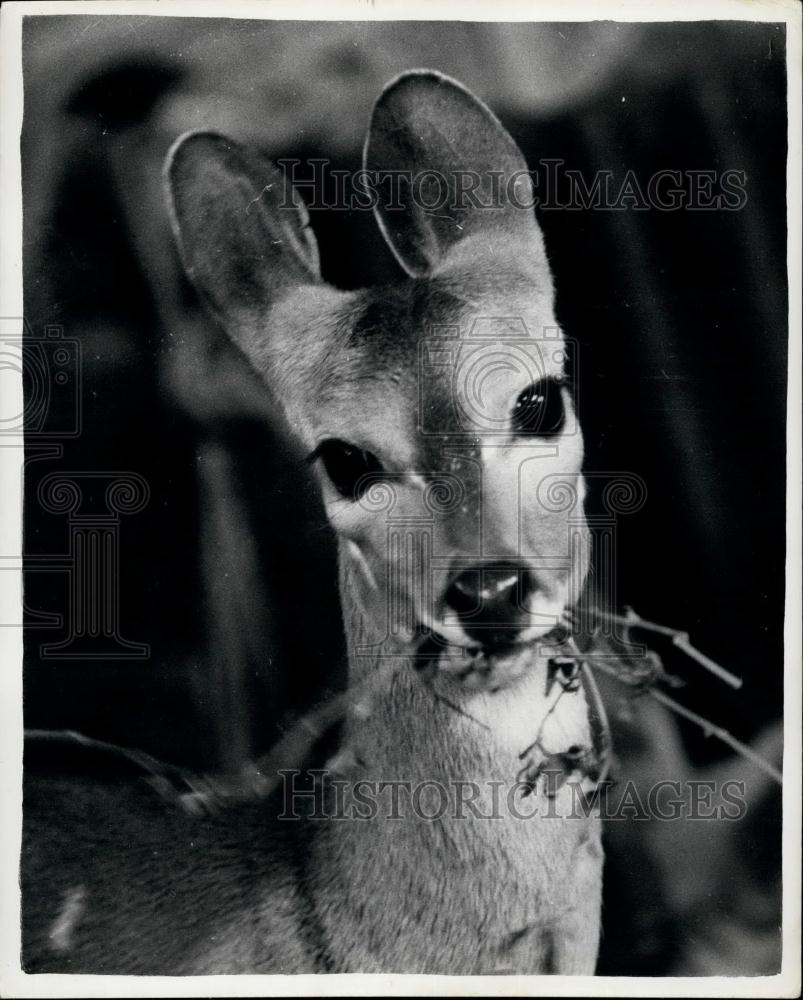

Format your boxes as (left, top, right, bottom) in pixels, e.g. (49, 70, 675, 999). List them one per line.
(364, 70, 543, 278)
(164, 132, 320, 346)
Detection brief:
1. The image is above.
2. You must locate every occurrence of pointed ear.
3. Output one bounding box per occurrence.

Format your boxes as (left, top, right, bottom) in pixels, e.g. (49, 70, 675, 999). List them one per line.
(364, 71, 543, 278)
(164, 132, 320, 349)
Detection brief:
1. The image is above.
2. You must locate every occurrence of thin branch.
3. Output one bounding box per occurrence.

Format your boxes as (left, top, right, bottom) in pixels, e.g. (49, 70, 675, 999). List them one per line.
(647, 687, 783, 786)
(26, 603, 781, 808)
(671, 634, 742, 690)
(430, 689, 492, 730)
(590, 606, 744, 690)
(24, 728, 197, 786)
(580, 655, 783, 787)
(580, 660, 613, 787)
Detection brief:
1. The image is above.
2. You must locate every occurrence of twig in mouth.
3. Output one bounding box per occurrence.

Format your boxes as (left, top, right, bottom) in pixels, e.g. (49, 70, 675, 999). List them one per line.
(555, 607, 781, 786)
(517, 684, 572, 763)
(592, 605, 744, 689)
(575, 644, 782, 787)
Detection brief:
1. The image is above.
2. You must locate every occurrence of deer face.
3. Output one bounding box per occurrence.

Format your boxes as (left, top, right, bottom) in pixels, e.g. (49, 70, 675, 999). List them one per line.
(166, 70, 589, 692)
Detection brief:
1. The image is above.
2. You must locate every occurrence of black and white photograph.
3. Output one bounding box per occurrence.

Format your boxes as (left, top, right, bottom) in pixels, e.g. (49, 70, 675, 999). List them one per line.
(0, 1, 800, 994)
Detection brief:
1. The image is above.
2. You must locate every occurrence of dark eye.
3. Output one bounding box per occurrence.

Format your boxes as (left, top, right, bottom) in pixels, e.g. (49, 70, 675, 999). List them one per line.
(312, 439, 384, 501)
(512, 378, 565, 437)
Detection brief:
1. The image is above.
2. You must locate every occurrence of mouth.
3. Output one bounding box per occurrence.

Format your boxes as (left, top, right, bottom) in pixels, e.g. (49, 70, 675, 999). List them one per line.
(413, 622, 570, 692)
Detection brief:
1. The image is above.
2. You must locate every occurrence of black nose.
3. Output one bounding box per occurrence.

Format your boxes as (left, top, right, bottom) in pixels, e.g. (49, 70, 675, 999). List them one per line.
(444, 561, 535, 649)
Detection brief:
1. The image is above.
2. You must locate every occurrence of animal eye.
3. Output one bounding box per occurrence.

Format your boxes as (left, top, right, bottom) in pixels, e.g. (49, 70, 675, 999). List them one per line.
(312, 439, 384, 501)
(511, 378, 566, 437)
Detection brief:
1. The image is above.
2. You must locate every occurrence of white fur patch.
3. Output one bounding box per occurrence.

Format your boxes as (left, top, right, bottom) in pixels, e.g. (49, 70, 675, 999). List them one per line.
(466, 656, 590, 755)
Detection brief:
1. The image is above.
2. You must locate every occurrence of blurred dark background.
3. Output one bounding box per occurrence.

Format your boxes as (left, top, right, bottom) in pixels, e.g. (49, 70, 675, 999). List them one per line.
(21, 16, 787, 976)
